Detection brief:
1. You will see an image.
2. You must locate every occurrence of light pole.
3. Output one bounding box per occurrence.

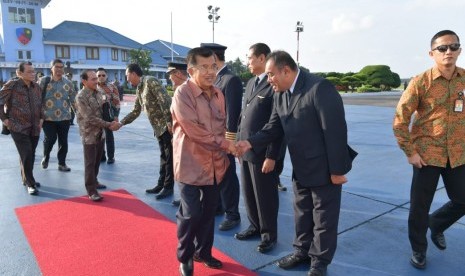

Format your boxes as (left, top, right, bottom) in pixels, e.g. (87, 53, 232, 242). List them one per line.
(295, 21, 304, 65)
(207, 5, 220, 42)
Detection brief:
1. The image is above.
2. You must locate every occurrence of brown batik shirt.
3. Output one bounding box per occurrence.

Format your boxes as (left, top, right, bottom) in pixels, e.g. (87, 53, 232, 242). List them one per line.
(75, 87, 112, 145)
(393, 66, 465, 168)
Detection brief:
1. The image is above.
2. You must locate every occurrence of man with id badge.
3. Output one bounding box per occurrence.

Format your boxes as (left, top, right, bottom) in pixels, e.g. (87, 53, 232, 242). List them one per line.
(393, 30, 465, 270)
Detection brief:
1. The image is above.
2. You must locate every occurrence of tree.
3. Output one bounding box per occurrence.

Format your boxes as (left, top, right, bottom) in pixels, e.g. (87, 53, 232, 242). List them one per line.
(129, 48, 152, 75)
(359, 65, 401, 90)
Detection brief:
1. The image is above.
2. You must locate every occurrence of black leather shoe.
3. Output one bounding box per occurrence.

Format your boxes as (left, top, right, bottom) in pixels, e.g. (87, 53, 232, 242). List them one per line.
(308, 265, 327, 276)
(58, 164, 71, 172)
(35, 182, 41, 188)
(234, 227, 259, 240)
(146, 186, 163, 194)
(27, 186, 39, 195)
(410, 251, 426, 269)
(89, 193, 103, 202)
(193, 255, 222, 269)
(277, 253, 309, 269)
(278, 182, 287, 191)
(155, 188, 173, 199)
(430, 231, 446, 250)
(41, 157, 48, 169)
(172, 199, 180, 206)
(219, 219, 240, 231)
(96, 183, 107, 189)
(257, 239, 276, 253)
(107, 158, 115, 164)
(179, 259, 193, 276)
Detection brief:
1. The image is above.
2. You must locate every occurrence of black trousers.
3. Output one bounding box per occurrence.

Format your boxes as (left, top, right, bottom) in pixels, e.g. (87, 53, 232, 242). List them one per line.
(42, 120, 70, 166)
(409, 163, 465, 252)
(102, 128, 115, 159)
(293, 180, 342, 267)
(155, 130, 174, 189)
(11, 132, 39, 187)
(83, 139, 104, 196)
(176, 181, 219, 263)
(241, 159, 279, 242)
(218, 154, 240, 221)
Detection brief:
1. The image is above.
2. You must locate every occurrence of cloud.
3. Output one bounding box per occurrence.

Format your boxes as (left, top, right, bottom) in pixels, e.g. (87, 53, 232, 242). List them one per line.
(331, 14, 374, 34)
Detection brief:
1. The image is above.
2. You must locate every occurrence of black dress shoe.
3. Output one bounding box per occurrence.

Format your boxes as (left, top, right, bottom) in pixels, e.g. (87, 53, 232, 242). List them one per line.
(107, 158, 115, 164)
(308, 265, 327, 276)
(234, 227, 259, 240)
(257, 239, 276, 253)
(430, 231, 446, 250)
(155, 188, 173, 199)
(58, 164, 71, 172)
(27, 186, 39, 195)
(179, 259, 193, 276)
(172, 199, 180, 206)
(146, 186, 163, 194)
(41, 157, 49, 169)
(35, 182, 41, 187)
(410, 251, 426, 269)
(219, 219, 240, 231)
(277, 253, 309, 269)
(89, 193, 103, 202)
(193, 255, 223, 269)
(278, 182, 287, 191)
(96, 183, 107, 189)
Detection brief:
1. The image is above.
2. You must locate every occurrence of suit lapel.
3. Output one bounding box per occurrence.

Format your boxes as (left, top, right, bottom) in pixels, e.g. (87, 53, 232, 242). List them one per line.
(246, 76, 267, 104)
(286, 73, 305, 117)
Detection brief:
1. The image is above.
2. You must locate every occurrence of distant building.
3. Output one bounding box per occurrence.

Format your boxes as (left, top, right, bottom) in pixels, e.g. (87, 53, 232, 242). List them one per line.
(0, 0, 190, 83)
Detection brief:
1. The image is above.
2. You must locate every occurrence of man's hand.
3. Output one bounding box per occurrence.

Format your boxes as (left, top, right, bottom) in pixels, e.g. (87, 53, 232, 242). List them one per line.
(226, 140, 237, 156)
(235, 140, 252, 156)
(262, 158, 275, 174)
(331, 175, 347, 185)
(408, 153, 427, 168)
(39, 119, 43, 129)
(108, 121, 120, 131)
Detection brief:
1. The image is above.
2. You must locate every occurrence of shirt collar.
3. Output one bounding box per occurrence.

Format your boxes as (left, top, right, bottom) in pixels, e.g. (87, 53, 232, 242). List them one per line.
(432, 66, 465, 80)
(256, 72, 267, 83)
(289, 69, 300, 94)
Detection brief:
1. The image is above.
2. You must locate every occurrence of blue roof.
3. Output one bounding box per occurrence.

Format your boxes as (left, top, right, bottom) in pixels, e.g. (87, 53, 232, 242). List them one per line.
(43, 21, 145, 49)
(145, 39, 190, 61)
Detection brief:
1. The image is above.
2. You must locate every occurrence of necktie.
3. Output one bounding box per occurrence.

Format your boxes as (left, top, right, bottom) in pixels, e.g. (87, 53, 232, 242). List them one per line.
(285, 90, 291, 108)
(253, 77, 260, 92)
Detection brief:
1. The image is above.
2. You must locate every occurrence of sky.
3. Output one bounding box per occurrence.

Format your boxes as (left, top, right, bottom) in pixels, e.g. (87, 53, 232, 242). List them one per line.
(41, 0, 465, 78)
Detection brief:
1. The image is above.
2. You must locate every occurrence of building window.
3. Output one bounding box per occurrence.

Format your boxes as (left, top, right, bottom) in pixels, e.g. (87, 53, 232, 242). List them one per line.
(86, 47, 99, 60)
(17, 50, 32, 60)
(122, 50, 129, 62)
(111, 48, 118, 61)
(55, 45, 70, 59)
(8, 7, 35, 24)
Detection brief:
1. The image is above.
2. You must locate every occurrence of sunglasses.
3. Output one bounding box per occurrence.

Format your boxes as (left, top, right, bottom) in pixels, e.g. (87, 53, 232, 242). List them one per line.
(432, 43, 461, 53)
(98, 74, 106, 77)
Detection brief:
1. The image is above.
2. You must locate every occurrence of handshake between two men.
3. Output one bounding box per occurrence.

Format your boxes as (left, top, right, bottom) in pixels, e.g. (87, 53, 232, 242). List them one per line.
(226, 140, 252, 158)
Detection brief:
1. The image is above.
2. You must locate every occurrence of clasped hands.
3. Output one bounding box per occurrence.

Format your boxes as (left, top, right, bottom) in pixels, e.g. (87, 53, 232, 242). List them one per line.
(108, 121, 123, 131)
(227, 140, 252, 157)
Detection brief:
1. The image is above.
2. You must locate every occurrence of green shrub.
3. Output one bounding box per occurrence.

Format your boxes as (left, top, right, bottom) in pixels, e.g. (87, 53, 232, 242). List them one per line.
(356, 85, 383, 93)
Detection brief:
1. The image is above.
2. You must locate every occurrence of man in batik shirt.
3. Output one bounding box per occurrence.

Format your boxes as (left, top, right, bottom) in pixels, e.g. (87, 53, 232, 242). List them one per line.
(393, 29, 465, 270)
(119, 63, 174, 200)
(75, 70, 118, 202)
(97, 67, 120, 164)
(38, 59, 76, 172)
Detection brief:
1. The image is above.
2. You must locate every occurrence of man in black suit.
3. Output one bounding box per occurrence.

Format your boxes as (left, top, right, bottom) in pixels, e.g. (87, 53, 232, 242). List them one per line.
(201, 43, 243, 231)
(234, 43, 282, 253)
(236, 51, 356, 276)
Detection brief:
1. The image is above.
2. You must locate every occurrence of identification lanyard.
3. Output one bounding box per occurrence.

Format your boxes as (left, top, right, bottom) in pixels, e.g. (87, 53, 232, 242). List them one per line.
(454, 91, 464, 112)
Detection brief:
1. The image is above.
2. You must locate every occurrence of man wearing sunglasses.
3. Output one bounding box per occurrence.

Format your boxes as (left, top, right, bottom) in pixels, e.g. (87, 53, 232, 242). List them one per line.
(393, 30, 465, 269)
(97, 68, 120, 164)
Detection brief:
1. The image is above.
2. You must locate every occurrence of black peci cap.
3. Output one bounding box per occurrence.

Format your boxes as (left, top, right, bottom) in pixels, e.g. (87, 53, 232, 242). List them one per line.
(166, 62, 187, 73)
(200, 43, 227, 54)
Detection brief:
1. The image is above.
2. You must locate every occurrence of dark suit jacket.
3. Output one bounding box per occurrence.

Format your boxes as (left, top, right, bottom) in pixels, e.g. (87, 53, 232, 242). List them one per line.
(215, 66, 243, 133)
(238, 76, 283, 163)
(248, 70, 357, 187)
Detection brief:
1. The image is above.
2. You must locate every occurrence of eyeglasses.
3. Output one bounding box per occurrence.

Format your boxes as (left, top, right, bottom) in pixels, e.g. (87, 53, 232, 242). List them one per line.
(432, 43, 461, 53)
(53, 65, 64, 69)
(192, 64, 218, 74)
(98, 74, 106, 77)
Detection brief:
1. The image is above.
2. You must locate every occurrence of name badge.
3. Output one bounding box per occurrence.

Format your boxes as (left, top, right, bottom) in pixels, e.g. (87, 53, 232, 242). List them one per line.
(454, 99, 463, 112)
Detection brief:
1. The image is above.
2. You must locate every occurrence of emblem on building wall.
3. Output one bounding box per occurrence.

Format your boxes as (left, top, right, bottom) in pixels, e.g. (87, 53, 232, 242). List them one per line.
(16, 28, 32, 45)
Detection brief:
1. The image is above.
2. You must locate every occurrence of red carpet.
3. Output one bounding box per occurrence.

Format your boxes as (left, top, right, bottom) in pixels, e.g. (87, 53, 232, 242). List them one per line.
(15, 189, 256, 276)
